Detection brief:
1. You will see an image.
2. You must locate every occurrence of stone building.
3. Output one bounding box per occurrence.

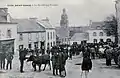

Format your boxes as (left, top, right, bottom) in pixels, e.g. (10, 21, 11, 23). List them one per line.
(12, 18, 56, 52)
(56, 8, 69, 45)
(87, 22, 114, 43)
(0, 8, 17, 53)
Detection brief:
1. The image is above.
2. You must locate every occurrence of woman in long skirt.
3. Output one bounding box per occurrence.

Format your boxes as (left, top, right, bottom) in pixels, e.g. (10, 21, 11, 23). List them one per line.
(81, 55, 92, 78)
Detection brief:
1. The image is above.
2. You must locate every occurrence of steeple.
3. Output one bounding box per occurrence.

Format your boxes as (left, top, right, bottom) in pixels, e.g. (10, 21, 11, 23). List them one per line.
(63, 8, 66, 14)
(60, 8, 69, 28)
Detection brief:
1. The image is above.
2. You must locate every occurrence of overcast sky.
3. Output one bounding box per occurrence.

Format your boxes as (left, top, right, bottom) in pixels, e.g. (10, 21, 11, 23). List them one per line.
(0, 0, 116, 26)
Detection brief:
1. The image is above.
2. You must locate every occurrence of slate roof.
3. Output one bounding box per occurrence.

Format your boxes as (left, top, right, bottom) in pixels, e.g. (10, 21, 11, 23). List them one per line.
(70, 33, 89, 41)
(37, 20, 54, 29)
(0, 8, 8, 22)
(56, 27, 69, 39)
(12, 19, 45, 33)
(0, 8, 8, 16)
(90, 22, 104, 30)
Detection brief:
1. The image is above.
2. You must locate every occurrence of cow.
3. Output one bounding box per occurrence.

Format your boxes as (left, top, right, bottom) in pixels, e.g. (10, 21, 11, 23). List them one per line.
(27, 54, 51, 71)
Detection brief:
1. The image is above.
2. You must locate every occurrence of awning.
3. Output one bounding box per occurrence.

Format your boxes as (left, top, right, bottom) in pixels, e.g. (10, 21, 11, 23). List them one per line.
(0, 39, 14, 45)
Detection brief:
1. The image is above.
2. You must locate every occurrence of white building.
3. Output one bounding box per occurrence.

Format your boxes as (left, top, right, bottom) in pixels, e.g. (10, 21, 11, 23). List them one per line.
(87, 22, 114, 43)
(37, 18, 56, 50)
(0, 8, 17, 53)
(12, 18, 56, 52)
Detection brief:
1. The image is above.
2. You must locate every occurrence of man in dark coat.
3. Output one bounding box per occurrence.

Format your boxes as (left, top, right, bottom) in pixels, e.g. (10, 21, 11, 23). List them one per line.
(58, 50, 68, 77)
(112, 47, 118, 65)
(69, 47, 73, 60)
(6, 52, 13, 70)
(51, 52, 59, 75)
(58, 51, 63, 76)
(19, 48, 27, 73)
(0, 47, 6, 69)
(91, 47, 95, 59)
(35, 47, 39, 56)
(0, 52, 6, 69)
(105, 46, 112, 66)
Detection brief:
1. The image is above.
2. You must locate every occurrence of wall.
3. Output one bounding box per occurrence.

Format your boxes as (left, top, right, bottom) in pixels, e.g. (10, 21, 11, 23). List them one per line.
(45, 29, 56, 50)
(17, 32, 46, 50)
(87, 29, 115, 43)
(0, 23, 17, 53)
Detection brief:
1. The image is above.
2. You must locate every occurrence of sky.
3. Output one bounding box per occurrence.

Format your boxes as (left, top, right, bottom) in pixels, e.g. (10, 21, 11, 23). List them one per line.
(0, 0, 116, 26)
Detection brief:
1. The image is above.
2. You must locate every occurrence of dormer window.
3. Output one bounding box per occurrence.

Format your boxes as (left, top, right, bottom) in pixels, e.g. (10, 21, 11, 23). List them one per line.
(19, 33, 23, 41)
(7, 29, 11, 38)
(93, 32, 97, 36)
(99, 32, 103, 36)
(96, 26, 101, 29)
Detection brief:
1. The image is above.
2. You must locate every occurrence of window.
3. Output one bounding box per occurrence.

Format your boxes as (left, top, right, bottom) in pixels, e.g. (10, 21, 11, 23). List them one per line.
(0, 30, 1, 39)
(47, 32, 49, 40)
(7, 29, 11, 38)
(93, 39, 97, 43)
(28, 33, 32, 41)
(96, 26, 101, 29)
(93, 32, 97, 36)
(53, 32, 54, 39)
(51, 32, 52, 39)
(36, 33, 39, 41)
(65, 38, 66, 42)
(51, 42, 52, 48)
(34, 42, 38, 48)
(99, 32, 103, 36)
(107, 33, 110, 36)
(47, 42, 49, 49)
(19, 33, 23, 41)
(53, 41, 56, 46)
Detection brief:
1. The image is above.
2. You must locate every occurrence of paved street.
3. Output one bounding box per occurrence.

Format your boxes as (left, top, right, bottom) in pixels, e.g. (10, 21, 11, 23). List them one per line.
(0, 53, 120, 78)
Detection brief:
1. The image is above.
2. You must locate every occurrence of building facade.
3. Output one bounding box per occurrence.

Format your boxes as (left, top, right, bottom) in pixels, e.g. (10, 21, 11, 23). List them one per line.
(87, 22, 115, 43)
(12, 18, 56, 52)
(0, 8, 17, 53)
(37, 18, 56, 50)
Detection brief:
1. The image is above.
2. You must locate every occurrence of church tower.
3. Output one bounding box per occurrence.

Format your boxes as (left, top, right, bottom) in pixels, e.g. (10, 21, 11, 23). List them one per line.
(58, 8, 69, 44)
(60, 8, 69, 28)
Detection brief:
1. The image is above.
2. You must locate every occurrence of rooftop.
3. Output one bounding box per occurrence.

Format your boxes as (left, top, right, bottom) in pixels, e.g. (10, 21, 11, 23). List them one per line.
(37, 18, 54, 29)
(12, 19, 45, 33)
(70, 33, 89, 41)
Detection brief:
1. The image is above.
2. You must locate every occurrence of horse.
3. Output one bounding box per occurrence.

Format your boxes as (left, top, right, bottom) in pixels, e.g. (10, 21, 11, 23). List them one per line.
(27, 54, 51, 71)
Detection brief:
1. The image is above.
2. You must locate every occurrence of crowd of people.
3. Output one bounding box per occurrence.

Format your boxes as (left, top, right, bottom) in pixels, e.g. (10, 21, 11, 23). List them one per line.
(18, 46, 69, 77)
(1, 41, 120, 78)
(0, 47, 14, 70)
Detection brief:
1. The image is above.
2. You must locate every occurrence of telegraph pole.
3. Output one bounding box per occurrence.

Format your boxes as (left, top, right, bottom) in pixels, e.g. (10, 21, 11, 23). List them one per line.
(115, 0, 119, 45)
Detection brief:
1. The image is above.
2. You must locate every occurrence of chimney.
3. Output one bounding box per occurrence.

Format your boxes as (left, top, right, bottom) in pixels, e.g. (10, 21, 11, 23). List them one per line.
(4, 8, 8, 13)
(41, 17, 49, 22)
(0, 8, 8, 13)
(29, 17, 37, 21)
